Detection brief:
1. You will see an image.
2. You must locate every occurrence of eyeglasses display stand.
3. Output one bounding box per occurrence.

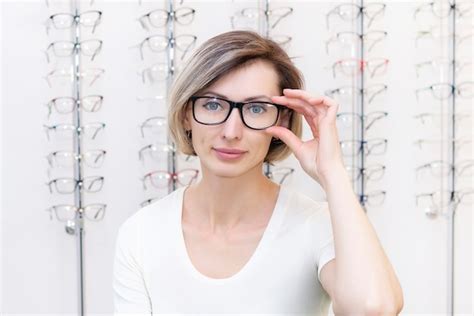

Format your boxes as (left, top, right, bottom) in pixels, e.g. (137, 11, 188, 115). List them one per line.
(164, 0, 177, 193)
(445, 2, 457, 314)
(43, 0, 105, 314)
(413, 1, 465, 314)
(325, 0, 389, 211)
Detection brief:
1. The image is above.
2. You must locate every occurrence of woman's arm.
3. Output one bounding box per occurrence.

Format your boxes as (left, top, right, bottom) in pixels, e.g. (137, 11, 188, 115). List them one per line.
(320, 166, 404, 314)
(113, 221, 153, 315)
(266, 88, 404, 314)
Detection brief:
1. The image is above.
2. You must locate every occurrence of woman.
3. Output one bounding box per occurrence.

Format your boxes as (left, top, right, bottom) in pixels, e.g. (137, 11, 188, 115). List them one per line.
(113, 30, 404, 315)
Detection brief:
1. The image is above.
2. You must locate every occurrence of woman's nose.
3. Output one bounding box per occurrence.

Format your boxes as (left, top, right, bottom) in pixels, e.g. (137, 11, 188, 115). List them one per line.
(222, 108, 244, 140)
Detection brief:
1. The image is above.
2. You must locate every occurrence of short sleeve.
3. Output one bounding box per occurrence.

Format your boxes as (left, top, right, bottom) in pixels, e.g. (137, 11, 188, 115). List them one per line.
(305, 201, 336, 284)
(113, 216, 152, 315)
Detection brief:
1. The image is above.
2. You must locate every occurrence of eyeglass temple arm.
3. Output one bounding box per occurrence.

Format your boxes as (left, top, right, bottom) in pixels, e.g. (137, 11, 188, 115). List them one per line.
(270, 8, 293, 29)
(366, 5, 385, 28)
(367, 85, 387, 104)
(92, 19, 100, 34)
(369, 60, 388, 78)
(90, 42, 102, 61)
(325, 8, 337, 30)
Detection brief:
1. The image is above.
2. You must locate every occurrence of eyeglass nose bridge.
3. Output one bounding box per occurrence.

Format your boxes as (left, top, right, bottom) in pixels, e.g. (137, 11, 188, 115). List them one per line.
(220, 100, 251, 128)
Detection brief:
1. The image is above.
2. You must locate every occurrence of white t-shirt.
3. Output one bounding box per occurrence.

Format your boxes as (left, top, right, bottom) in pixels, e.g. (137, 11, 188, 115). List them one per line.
(113, 185, 336, 316)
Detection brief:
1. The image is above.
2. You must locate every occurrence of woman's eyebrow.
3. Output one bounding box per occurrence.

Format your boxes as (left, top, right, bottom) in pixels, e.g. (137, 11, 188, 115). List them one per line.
(202, 91, 272, 102)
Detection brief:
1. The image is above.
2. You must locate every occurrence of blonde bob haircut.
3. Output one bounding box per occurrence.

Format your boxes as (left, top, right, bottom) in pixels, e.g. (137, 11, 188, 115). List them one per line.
(168, 30, 304, 163)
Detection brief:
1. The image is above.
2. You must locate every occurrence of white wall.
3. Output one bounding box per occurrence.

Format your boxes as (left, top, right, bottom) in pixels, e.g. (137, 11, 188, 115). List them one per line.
(1, 0, 472, 314)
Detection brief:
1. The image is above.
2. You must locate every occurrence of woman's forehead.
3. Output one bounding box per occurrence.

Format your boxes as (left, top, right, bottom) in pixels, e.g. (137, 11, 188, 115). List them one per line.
(202, 62, 281, 99)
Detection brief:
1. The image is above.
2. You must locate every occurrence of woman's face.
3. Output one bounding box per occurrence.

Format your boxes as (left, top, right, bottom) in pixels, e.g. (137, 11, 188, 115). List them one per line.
(184, 59, 284, 179)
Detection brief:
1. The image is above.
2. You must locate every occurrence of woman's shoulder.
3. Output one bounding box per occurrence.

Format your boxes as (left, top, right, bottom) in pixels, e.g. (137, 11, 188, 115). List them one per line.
(284, 186, 329, 217)
(276, 187, 331, 235)
(118, 187, 184, 234)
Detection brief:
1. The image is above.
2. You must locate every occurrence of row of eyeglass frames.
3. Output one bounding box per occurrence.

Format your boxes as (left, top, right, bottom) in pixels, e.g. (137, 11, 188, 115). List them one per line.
(324, 1, 389, 210)
(43, 0, 107, 226)
(412, 1, 473, 218)
(135, 0, 298, 208)
(411, 2, 474, 314)
(134, 0, 199, 208)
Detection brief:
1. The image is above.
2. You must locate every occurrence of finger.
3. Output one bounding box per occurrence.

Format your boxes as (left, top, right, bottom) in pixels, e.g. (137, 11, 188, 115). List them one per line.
(272, 95, 318, 118)
(272, 96, 322, 138)
(325, 101, 339, 123)
(303, 112, 319, 139)
(282, 89, 338, 108)
(283, 89, 324, 104)
(264, 126, 303, 154)
(273, 94, 330, 118)
(274, 95, 329, 128)
(276, 93, 339, 126)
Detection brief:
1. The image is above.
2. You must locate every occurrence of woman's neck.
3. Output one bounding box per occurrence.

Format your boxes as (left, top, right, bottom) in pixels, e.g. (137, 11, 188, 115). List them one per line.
(183, 167, 280, 235)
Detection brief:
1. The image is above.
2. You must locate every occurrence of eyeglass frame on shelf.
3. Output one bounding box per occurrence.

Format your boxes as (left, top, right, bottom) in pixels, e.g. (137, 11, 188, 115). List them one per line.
(45, 39, 103, 63)
(339, 138, 388, 157)
(325, 30, 388, 54)
(43, 122, 106, 141)
(326, 3, 386, 30)
(138, 7, 196, 30)
(45, 95, 104, 118)
(325, 84, 388, 104)
(140, 169, 199, 190)
(46, 150, 107, 168)
(230, 6, 294, 30)
(45, 203, 106, 222)
(46, 176, 105, 194)
(336, 111, 389, 131)
(44, 10, 102, 34)
(44, 67, 105, 88)
(135, 34, 197, 61)
(414, 1, 472, 20)
(415, 81, 473, 100)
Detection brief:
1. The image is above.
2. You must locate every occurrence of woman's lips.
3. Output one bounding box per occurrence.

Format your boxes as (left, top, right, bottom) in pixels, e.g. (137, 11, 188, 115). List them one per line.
(212, 148, 247, 160)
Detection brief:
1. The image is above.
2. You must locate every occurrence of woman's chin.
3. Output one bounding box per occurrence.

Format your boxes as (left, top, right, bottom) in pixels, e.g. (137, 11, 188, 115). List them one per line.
(206, 165, 248, 178)
(201, 158, 259, 179)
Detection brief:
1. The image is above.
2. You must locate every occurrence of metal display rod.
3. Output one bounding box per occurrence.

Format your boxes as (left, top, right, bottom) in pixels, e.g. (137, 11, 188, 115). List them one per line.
(167, 0, 178, 193)
(263, 0, 270, 37)
(71, 0, 85, 314)
(358, 0, 367, 211)
(446, 1, 456, 314)
(262, 0, 272, 178)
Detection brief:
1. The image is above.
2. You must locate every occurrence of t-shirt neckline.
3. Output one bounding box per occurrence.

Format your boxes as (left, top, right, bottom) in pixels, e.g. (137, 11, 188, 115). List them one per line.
(175, 184, 288, 283)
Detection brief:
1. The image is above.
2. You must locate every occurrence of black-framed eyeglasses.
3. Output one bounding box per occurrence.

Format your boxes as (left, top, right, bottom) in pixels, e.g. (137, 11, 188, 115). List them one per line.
(189, 96, 289, 130)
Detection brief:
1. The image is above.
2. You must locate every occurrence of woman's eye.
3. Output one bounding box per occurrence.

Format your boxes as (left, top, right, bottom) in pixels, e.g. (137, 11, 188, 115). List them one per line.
(204, 102, 221, 111)
(249, 104, 266, 114)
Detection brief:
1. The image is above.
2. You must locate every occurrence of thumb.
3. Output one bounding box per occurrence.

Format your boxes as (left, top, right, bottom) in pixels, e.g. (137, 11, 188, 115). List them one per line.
(265, 126, 303, 154)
